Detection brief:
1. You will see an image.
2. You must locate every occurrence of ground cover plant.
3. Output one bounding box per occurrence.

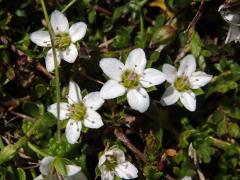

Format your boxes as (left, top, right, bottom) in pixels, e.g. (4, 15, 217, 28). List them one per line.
(0, 0, 240, 179)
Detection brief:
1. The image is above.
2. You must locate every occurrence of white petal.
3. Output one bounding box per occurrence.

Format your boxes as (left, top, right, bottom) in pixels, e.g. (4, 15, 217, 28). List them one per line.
(66, 119, 82, 144)
(100, 169, 114, 180)
(189, 71, 212, 89)
(225, 25, 240, 44)
(98, 148, 126, 167)
(180, 91, 196, 112)
(127, 88, 150, 113)
(110, 148, 125, 164)
(125, 48, 146, 74)
(45, 49, 61, 72)
(70, 171, 88, 180)
(67, 165, 81, 176)
(47, 103, 69, 120)
(140, 68, 166, 88)
(100, 80, 126, 99)
(100, 58, 125, 81)
(177, 54, 196, 77)
(34, 175, 44, 180)
(50, 10, 69, 33)
(61, 43, 78, 63)
(68, 81, 82, 104)
(162, 64, 177, 83)
(30, 31, 51, 47)
(69, 22, 87, 43)
(98, 155, 107, 167)
(39, 156, 54, 175)
(84, 109, 103, 129)
(83, 92, 104, 111)
(160, 86, 180, 106)
(115, 162, 138, 179)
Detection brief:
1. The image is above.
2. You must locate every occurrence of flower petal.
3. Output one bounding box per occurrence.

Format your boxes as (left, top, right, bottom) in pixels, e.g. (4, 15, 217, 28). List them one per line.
(33, 175, 44, 180)
(177, 54, 196, 77)
(160, 86, 180, 106)
(110, 148, 125, 164)
(125, 48, 146, 74)
(66, 119, 82, 144)
(50, 10, 69, 33)
(100, 58, 125, 81)
(180, 91, 196, 112)
(100, 80, 126, 99)
(115, 161, 138, 179)
(67, 165, 81, 176)
(61, 43, 78, 63)
(70, 171, 88, 180)
(47, 103, 69, 120)
(45, 49, 61, 72)
(127, 88, 150, 113)
(189, 71, 212, 89)
(39, 156, 54, 175)
(83, 92, 104, 111)
(30, 31, 51, 47)
(68, 81, 82, 104)
(162, 64, 177, 83)
(100, 169, 114, 180)
(84, 109, 103, 129)
(69, 22, 87, 43)
(140, 68, 166, 88)
(98, 155, 107, 167)
(225, 25, 240, 44)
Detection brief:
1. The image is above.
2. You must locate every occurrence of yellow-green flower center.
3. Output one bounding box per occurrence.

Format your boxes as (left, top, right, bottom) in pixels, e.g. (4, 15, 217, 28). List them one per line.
(174, 76, 191, 92)
(121, 70, 140, 89)
(54, 33, 71, 50)
(104, 155, 118, 171)
(69, 102, 87, 121)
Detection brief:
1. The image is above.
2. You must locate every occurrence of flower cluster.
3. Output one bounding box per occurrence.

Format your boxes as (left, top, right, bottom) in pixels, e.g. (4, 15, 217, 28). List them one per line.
(30, 9, 213, 180)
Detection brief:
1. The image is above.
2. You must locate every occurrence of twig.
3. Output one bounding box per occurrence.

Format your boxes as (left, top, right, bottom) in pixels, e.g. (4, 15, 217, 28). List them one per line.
(36, 62, 54, 79)
(185, 0, 205, 33)
(0, 36, 53, 79)
(94, 5, 112, 16)
(81, 72, 104, 85)
(114, 129, 147, 163)
(9, 111, 34, 121)
(98, 38, 114, 48)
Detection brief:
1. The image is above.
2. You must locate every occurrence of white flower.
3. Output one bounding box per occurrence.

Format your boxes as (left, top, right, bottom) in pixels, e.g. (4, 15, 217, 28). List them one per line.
(160, 54, 212, 111)
(48, 81, 104, 144)
(218, 4, 240, 43)
(99, 48, 166, 113)
(30, 10, 87, 72)
(34, 156, 88, 180)
(98, 148, 138, 180)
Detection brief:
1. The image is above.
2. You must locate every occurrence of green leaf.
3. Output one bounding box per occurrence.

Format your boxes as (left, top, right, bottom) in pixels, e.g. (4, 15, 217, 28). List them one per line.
(41, 112, 57, 128)
(35, 84, 47, 98)
(22, 102, 42, 117)
(53, 157, 67, 176)
(16, 168, 26, 180)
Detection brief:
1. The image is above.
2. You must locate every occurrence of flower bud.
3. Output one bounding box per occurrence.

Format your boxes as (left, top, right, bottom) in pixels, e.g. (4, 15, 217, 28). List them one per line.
(150, 25, 176, 47)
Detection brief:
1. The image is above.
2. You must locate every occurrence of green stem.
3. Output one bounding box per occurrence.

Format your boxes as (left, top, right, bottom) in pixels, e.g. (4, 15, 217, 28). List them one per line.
(210, 136, 240, 152)
(62, 0, 78, 13)
(27, 142, 49, 157)
(139, 11, 144, 35)
(40, 0, 61, 142)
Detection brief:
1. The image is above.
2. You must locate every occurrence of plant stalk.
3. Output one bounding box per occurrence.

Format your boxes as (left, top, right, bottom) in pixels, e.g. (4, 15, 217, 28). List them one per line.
(40, 0, 61, 142)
